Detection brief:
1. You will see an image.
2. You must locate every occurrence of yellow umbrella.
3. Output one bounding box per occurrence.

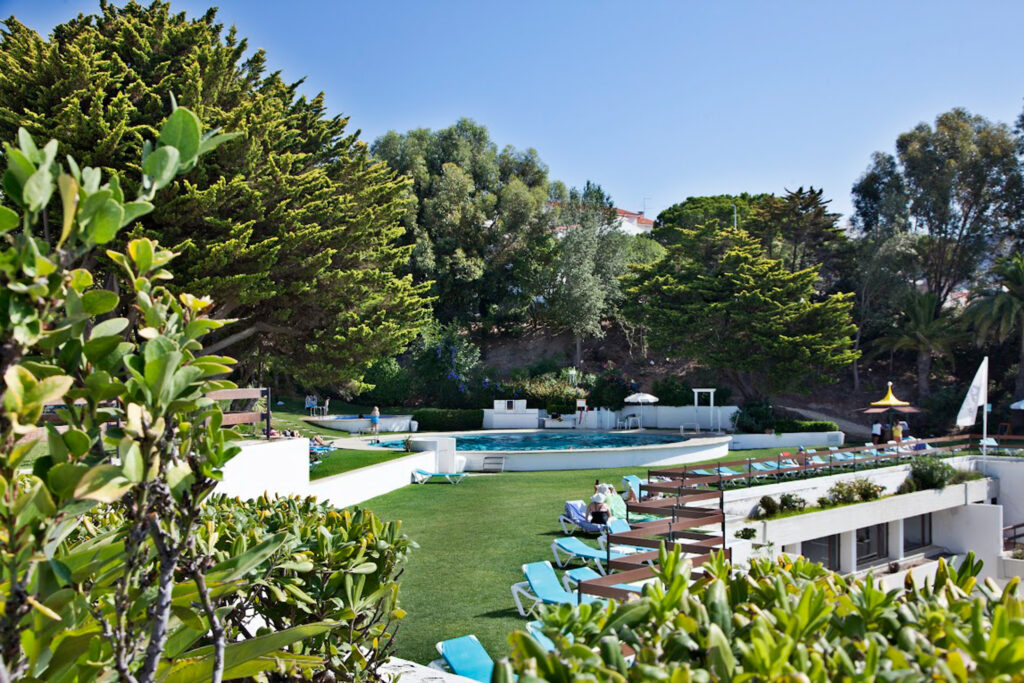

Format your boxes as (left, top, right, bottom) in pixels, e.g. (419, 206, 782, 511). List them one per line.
(871, 381, 910, 407)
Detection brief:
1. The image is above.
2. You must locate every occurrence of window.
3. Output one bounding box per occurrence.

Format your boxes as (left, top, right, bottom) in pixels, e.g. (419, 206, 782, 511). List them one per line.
(505, 400, 515, 412)
(857, 524, 888, 568)
(803, 534, 839, 570)
(904, 514, 932, 552)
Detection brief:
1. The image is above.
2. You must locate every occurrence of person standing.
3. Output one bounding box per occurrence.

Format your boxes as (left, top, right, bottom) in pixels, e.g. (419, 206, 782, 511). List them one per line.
(892, 420, 903, 443)
(871, 420, 882, 445)
(370, 406, 381, 434)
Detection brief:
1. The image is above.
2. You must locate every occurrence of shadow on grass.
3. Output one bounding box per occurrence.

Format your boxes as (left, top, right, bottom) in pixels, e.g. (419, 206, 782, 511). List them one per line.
(474, 607, 522, 620)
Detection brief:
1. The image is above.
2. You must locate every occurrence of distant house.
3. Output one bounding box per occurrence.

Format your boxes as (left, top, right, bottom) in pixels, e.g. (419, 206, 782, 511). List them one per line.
(550, 205, 654, 237)
(614, 208, 654, 236)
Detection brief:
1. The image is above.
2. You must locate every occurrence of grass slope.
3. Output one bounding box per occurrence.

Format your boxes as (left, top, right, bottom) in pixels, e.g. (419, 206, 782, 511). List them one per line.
(364, 445, 806, 665)
(310, 449, 414, 479)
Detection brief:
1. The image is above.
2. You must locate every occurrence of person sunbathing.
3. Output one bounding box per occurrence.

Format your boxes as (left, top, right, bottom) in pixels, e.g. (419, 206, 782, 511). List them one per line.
(586, 493, 611, 525)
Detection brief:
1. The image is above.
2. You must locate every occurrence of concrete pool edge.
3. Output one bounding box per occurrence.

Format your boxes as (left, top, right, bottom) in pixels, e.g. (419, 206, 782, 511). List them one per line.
(357, 431, 732, 472)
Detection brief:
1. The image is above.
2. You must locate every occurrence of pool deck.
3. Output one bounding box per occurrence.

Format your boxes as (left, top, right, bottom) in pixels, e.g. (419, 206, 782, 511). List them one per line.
(329, 429, 732, 472)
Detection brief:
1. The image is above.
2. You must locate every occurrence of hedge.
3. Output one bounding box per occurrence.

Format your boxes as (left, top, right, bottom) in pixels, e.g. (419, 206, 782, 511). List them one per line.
(773, 419, 838, 433)
(412, 408, 484, 431)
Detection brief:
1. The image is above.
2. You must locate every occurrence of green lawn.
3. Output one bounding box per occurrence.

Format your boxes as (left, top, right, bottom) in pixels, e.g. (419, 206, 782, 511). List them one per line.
(310, 449, 414, 479)
(363, 445, 805, 665)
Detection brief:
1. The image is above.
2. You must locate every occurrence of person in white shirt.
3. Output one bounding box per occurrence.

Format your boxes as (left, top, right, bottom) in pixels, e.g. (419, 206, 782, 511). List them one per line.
(871, 420, 883, 445)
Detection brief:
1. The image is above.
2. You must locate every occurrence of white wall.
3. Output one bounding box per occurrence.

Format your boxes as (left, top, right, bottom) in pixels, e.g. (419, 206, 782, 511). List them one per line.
(217, 437, 310, 500)
(728, 432, 845, 449)
(618, 405, 740, 431)
(482, 410, 539, 429)
(933, 504, 1003, 580)
(974, 456, 1024, 524)
(307, 451, 437, 508)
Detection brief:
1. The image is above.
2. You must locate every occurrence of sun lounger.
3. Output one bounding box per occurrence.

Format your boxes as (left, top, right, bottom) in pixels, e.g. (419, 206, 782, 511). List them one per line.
(622, 475, 645, 500)
(807, 454, 829, 467)
(511, 561, 604, 616)
(552, 536, 627, 574)
(435, 635, 493, 683)
(558, 500, 607, 535)
(561, 566, 644, 594)
(526, 621, 558, 652)
(411, 468, 467, 485)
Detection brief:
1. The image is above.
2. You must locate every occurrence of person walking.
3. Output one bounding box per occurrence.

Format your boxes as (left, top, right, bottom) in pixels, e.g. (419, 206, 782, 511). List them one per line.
(871, 420, 883, 445)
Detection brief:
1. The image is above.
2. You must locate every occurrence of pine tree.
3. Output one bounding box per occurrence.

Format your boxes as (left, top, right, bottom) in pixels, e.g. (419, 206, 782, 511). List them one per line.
(0, 2, 431, 389)
(624, 223, 859, 400)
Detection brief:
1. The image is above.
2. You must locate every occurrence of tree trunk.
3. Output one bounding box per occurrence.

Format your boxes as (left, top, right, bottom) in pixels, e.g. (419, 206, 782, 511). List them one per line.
(916, 351, 931, 399)
(575, 336, 582, 367)
(852, 325, 862, 392)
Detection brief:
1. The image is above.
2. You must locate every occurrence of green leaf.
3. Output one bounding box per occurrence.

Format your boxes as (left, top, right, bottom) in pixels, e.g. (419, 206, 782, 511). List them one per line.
(166, 622, 336, 683)
(48, 463, 89, 499)
(122, 442, 144, 482)
(89, 317, 129, 340)
(82, 289, 119, 315)
(198, 131, 242, 156)
(23, 168, 54, 212)
(73, 465, 133, 503)
(90, 198, 126, 244)
(142, 146, 181, 192)
(62, 429, 91, 457)
(0, 205, 18, 234)
(208, 531, 289, 582)
(121, 200, 153, 227)
(159, 108, 202, 168)
(57, 173, 79, 245)
(128, 238, 155, 274)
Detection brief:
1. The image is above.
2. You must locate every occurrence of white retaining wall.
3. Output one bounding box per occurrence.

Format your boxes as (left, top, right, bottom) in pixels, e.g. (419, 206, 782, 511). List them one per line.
(307, 451, 436, 509)
(974, 456, 1024, 524)
(728, 431, 845, 449)
(617, 405, 740, 431)
(933, 503, 1003, 580)
(217, 437, 310, 500)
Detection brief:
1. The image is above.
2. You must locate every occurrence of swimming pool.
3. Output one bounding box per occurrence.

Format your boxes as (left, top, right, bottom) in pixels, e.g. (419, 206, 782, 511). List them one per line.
(375, 431, 686, 452)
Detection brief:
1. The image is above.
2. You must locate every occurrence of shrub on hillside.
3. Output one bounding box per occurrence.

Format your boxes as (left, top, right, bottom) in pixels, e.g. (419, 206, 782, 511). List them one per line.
(412, 408, 484, 431)
(907, 456, 955, 490)
(651, 376, 692, 406)
(362, 357, 413, 406)
(773, 419, 839, 433)
(588, 362, 637, 410)
(732, 399, 775, 433)
(528, 355, 563, 377)
(412, 322, 482, 408)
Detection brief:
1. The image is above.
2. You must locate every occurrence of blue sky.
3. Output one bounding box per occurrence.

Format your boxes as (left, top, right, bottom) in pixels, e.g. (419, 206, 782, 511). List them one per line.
(5, 0, 1024, 222)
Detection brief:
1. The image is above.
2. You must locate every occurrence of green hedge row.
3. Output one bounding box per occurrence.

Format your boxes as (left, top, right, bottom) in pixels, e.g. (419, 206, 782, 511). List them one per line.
(411, 408, 484, 431)
(774, 419, 839, 433)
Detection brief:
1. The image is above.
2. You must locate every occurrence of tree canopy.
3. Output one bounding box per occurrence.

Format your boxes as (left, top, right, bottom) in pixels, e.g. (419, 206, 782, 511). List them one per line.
(0, 2, 431, 390)
(625, 222, 859, 400)
(372, 119, 555, 328)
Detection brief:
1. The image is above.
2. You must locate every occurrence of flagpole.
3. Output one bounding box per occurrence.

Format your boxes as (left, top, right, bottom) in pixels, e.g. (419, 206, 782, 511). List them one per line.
(982, 355, 989, 462)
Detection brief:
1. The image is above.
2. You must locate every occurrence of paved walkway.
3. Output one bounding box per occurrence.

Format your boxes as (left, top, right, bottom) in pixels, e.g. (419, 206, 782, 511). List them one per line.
(778, 405, 871, 440)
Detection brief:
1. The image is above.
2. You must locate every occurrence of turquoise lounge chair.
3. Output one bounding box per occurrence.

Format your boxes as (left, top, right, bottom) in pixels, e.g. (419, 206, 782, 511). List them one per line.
(622, 474, 645, 500)
(526, 621, 558, 652)
(558, 500, 608, 535)
(552, 536, 627, 574)
(561, 566, 644, 594)
(511, 561, 604, 616)
(435, 635, 493, 682)
(412, 468, 467, 485)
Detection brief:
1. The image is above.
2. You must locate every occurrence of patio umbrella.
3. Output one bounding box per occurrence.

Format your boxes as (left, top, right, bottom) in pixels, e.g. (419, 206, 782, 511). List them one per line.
(860, 381, 921, 433)
(624, 392, 659, 430)
(1011, 400, 1024, 410)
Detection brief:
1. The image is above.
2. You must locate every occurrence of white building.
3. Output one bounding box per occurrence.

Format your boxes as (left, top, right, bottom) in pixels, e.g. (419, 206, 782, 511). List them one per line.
(614, 208, 654, 236)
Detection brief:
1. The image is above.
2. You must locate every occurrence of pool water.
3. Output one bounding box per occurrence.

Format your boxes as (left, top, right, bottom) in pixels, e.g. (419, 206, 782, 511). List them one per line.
(374, 431, 685, 451)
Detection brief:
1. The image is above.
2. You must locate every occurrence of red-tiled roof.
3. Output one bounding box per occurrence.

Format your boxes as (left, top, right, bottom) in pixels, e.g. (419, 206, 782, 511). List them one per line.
(615, 208, 654, 226)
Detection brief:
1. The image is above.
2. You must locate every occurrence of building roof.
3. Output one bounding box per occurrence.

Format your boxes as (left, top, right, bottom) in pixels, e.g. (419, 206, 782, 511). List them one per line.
(615, 208, 654, 226)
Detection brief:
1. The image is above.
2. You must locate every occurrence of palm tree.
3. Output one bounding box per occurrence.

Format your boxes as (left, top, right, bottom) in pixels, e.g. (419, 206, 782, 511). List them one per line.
(875, 291, 961, 398)
(967, 252, 1024, 400)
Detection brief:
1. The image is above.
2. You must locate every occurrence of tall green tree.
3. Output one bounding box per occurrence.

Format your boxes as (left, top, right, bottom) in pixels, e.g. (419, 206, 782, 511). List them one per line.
(653, 193, 769, 246)
(542, 182, 630, 365)
(624, 223, 858, 400)
(372, 119, 555, 327)
(875, 291, 962, 398)
(967, 252, 1024, 401)
(854, 108, 1021, 306)
(0, 2, 431, 390)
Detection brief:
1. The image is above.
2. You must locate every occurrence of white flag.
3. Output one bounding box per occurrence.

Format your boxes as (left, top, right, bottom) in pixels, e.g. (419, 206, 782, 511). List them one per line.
(955, 357, 988, 427)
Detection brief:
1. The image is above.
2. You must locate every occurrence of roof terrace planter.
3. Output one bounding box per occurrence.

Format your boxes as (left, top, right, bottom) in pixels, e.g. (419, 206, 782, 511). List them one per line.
(752, 479, 996, 546)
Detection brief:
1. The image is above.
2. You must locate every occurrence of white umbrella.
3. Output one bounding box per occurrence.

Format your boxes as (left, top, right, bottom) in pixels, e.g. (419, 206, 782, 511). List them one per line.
(1011, 400, 1024, 410)
(624, 392, 659, 430)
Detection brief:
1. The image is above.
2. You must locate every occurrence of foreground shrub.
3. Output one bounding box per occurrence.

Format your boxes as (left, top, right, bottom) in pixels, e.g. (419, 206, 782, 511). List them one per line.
(779, 492, 807, 511)
(502, 549, 1005, 681)
(773, 418, 839, 433)
(907, 456, 956, 490)
(412, 408, 484, 431)
(756, 495, 778, 518)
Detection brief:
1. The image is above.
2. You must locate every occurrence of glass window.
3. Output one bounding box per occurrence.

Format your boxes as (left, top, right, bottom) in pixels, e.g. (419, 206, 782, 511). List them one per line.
(856, 524, 888, 568)
(803, 534, 839, 570)
(904, 514, 932, 552)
